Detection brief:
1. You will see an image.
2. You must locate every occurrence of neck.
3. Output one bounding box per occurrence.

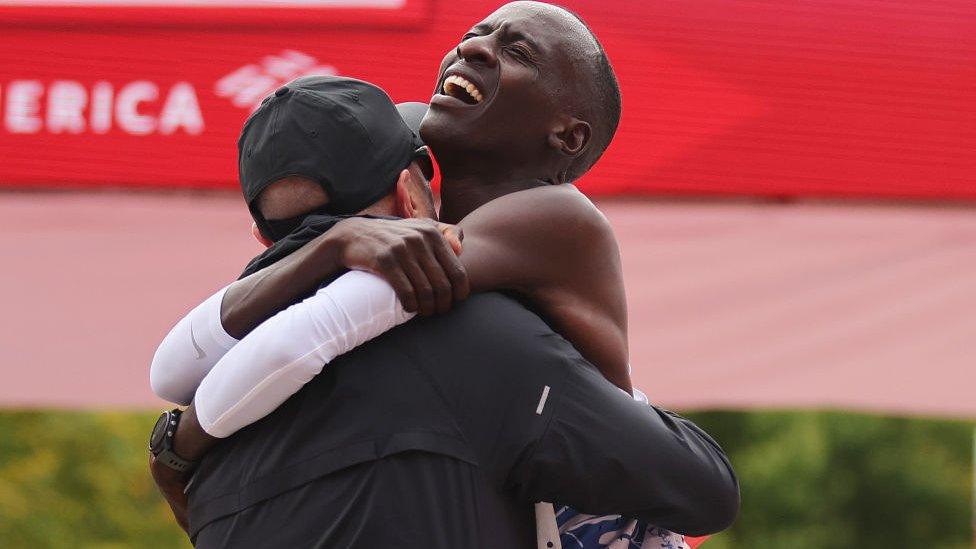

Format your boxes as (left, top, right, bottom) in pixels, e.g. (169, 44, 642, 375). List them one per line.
(358, 193, 397, 218)
(435, 153, 553, 223)
(439, 174, 548, 224)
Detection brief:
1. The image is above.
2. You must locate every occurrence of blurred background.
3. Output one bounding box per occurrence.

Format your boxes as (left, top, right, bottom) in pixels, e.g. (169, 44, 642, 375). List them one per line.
(1, 0, 974, 547)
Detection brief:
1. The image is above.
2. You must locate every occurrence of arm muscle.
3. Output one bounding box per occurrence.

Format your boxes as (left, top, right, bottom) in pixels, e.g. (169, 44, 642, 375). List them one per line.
(457, 185, 631, 391)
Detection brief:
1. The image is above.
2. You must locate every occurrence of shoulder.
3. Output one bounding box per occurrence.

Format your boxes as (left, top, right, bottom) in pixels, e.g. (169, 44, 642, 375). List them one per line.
(396, 293, 565, 354)
(461, 184, 618, 262)
(410, 292, 544, 334)
(478, 184, 611, 233)
(392, 292, 592, 419)
(517, 185, 615, 250)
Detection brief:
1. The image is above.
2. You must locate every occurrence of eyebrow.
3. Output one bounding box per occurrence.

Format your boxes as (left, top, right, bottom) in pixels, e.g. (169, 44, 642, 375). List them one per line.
(471, 22, 493, 34)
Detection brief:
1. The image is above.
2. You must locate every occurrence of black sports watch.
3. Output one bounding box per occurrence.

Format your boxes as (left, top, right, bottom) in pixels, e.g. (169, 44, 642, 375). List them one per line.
(149, 409, 196, 473)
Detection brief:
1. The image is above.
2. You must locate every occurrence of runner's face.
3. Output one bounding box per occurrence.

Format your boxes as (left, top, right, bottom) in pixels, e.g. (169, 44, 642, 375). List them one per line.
(421, 2, 579, 168)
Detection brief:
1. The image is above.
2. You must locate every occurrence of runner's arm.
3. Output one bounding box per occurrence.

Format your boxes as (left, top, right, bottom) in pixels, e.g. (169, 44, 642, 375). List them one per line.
(194, 271, 413, 437)
(164, 185, 631, 453)
(149, 286, 238, 405)
(149, 217, 465, 404)
(153, 184, 627, 405)
(151, 270, 416, 529)
(168, 270, 415, 461)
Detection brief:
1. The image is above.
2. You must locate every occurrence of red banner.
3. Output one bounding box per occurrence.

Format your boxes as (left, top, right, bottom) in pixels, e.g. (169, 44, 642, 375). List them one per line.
(0, 0, 974, 199)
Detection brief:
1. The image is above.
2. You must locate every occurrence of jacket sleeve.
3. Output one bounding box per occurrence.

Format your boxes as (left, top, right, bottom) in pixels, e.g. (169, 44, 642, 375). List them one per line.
(508, 358, 740, 537)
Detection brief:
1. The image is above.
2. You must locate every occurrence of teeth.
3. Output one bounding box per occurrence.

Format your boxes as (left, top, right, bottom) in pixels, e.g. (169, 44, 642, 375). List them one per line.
(442, 74, 483, 103)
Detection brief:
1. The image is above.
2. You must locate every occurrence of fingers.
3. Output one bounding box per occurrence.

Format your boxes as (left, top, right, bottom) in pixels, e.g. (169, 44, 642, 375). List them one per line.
(337, 218, 419, 313)
(406, 222, 468, 313)
(411, 234, 455, 315)
(428, 228, 469, 304)
(426, 221, 468, 304)
(375, 251, 419, 314)
(345, 218, 468, 315)
(393, 242, 438, 316)
(437, 222, 464, 255)
(168, 494, 190, 534)
(150, 456, 191, 535)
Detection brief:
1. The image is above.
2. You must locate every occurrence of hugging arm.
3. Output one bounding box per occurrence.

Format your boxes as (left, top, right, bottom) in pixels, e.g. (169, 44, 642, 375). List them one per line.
(152, 183, 629, 408)
(149, 217, 466, 404)
(509, 355, 740, 536)
(150, 286, 238, 405)
(154, 185, 631, 449)
(151, 269, 420, 530)
(195, 271, 412, 437)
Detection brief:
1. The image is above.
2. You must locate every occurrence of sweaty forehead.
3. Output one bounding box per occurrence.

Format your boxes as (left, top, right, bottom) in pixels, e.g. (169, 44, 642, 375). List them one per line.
(479, 1, 597, 57)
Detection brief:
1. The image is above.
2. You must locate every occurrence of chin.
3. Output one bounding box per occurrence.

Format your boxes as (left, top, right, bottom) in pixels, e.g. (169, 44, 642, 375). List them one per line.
(420, 111, 475, 160)
(417, 111, 443, 147)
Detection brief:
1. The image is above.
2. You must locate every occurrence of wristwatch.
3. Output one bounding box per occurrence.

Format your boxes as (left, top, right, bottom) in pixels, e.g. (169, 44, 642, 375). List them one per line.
(149, 409, 197, 473)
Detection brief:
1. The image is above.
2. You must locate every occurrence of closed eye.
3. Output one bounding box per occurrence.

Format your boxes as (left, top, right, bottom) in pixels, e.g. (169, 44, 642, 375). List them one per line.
(506, 44, 535, 64)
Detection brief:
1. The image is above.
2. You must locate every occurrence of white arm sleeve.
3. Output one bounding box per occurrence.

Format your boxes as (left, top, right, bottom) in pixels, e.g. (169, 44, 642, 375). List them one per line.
(149, 286, 239, 405)
(194, 270, 414, 438)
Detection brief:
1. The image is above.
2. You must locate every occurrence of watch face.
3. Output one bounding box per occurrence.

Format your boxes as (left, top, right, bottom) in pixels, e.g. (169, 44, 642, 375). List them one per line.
(149, 412, 170, 453)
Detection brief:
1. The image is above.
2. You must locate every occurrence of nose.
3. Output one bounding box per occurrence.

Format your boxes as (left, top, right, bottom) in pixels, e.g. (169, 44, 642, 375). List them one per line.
(456, 34, 498, 68)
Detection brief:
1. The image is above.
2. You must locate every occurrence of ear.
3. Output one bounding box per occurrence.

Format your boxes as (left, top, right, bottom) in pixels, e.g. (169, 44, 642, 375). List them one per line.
(548, 116, 591, 159)
(251, 222, 274, 248)
(393, 169, 420, 219)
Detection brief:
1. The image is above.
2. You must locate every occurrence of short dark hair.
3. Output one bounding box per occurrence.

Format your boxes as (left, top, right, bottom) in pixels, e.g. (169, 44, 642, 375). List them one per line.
(559, 7, 622, 182)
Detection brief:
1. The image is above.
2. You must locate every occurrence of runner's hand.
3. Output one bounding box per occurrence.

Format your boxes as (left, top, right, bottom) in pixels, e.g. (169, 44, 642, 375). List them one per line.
(330, 217, 469, 316)
(149, 455, 190, 535)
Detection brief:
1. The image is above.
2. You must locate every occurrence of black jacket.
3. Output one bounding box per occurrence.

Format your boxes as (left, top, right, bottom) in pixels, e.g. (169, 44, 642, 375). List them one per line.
(187, 293, 739, 547)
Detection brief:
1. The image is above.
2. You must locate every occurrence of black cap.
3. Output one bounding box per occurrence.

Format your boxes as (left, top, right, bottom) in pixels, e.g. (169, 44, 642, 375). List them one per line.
(395, 101, 433, 179)
(238, 75, 426, 232)
(395, 101, 428, 145)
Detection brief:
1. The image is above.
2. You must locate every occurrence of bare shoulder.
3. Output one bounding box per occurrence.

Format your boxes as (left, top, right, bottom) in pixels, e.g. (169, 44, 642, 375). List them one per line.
(468, 184, 616, 244)
(457, 184, 621, 294)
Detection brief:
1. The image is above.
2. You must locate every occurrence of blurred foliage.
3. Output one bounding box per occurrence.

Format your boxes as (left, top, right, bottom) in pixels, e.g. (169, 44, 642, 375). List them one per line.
(687, 410, 974, 549)
(0, 411, 190, 549)
(0, 410, 971, 548)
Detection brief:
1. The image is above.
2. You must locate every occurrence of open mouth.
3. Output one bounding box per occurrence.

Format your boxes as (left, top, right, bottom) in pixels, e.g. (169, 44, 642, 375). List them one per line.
(441, 74, 484, 105)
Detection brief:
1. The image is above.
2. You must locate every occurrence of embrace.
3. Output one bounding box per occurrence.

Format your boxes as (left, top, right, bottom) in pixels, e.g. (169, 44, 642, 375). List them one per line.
(147, 2, 739, 547)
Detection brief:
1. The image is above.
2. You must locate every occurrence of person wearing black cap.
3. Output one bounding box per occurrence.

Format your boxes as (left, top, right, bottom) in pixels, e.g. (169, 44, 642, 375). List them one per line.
(149, 75, 467, 428)
(238, 79, 435, 245)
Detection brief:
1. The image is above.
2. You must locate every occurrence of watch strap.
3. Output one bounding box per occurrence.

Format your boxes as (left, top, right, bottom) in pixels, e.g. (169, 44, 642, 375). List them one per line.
(154, 447, 195, 473)
(151, 409, 197, 473)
